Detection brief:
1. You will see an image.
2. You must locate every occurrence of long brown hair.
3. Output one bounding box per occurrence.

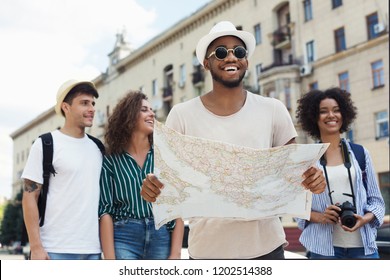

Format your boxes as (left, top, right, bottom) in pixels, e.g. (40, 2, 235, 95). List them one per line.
(104, 90, 150, 155)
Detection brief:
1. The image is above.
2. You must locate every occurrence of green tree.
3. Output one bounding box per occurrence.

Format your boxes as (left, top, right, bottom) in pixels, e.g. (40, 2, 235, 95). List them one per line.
(0, 190, 24, 246)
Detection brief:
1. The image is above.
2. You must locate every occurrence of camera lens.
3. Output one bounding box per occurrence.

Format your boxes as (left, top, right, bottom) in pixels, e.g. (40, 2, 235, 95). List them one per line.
(341, 214, 356, 228)
(339, 201, 357, 228)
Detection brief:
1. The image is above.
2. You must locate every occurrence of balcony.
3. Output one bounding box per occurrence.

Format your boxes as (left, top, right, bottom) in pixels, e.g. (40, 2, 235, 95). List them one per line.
(162, 87, 173, 116)
(271, 25, 291, 49)
(260, 57, 300, 74)
(192, 66, 205, 87)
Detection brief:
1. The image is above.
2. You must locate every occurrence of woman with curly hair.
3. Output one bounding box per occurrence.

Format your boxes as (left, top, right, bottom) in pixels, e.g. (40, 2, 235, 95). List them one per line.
(98, 91, 183, 259)
(295, 87, 385, 259)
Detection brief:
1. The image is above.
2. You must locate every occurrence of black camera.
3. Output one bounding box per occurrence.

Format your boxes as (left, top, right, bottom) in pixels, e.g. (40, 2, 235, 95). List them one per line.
(337, 201, 357, 228)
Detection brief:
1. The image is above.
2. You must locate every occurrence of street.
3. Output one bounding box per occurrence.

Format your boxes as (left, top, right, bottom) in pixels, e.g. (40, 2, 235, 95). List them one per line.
(0, 248, 25, 260)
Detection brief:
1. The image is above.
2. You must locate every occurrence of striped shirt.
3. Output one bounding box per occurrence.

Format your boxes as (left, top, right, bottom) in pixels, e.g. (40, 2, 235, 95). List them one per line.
(98, 148, 154, 221)
(296, 142, 385, 256)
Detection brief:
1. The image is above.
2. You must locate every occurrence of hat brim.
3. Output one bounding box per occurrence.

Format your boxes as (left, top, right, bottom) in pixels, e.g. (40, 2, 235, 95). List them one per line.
(196, 30, 256, 66)
(55, 81, 98, 116)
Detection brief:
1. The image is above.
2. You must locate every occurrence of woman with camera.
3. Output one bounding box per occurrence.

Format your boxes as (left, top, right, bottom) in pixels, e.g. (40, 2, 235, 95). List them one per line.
(295, 87, 385, 259)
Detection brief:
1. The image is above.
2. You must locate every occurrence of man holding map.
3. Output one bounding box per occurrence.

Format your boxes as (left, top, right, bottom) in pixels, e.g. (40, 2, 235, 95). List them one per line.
(141, 21, 326, 259)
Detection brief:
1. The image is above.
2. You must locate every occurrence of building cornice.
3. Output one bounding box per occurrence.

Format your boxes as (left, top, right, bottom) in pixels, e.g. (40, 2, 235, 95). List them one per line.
(10, 107, 56, 139)
(314, 34, 389, 68)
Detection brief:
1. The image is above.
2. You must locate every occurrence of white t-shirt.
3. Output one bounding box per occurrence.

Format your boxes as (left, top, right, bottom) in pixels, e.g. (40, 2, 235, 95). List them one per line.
(326, 164, 363, 248)
(166, 92, 297, 259)
(22, 130, 102, 254)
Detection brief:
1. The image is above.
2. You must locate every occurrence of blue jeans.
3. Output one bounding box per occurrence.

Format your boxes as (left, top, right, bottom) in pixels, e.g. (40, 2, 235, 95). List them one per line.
(47, 253, 101, 260)
(114, 217, 171, 260)
(309, 247, 379, 259)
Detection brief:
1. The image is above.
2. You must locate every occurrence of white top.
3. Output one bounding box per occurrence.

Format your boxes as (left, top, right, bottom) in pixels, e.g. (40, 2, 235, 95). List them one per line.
(326, 164, 363, 248)
(22, 130, 102, 254)
(166, 92, 297, 259)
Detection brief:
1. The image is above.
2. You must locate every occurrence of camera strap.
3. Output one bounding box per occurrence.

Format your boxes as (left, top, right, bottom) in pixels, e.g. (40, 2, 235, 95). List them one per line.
(320, 155, 335, 205)
(320, 138, 357, 207)
(340, 138, 357, 207)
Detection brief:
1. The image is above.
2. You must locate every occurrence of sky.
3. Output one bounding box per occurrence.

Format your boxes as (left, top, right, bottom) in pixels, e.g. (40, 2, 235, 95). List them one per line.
(0, 0, 211, 199)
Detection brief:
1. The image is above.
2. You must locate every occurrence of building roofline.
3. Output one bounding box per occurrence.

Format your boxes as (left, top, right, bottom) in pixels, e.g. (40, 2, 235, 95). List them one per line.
(10, 106, 56, 139)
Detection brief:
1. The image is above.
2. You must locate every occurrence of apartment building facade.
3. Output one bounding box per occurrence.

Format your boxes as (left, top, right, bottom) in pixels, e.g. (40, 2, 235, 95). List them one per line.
(10, 0, 389, 219)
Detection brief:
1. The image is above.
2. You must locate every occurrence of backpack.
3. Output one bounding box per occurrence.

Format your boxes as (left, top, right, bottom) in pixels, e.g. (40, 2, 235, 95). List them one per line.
(349, 142, 367, 190)
(37, 132, 105, 227)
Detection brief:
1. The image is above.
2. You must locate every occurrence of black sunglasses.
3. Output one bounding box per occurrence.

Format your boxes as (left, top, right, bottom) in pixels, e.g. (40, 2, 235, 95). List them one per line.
(207, 46, 248, 60)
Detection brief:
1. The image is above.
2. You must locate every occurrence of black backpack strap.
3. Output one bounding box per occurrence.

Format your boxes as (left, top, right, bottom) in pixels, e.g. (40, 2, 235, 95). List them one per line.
(38, 132, 56, 227)
(349, 142, 367, 190)
(86, 134, 105, 155)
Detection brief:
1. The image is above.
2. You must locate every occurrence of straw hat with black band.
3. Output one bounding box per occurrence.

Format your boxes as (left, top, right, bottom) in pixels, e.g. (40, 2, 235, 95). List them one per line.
(195, 21, 256, 66)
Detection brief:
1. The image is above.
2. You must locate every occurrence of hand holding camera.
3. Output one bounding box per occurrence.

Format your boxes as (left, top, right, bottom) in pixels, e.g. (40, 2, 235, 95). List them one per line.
(336, 201, 357, 228)
(322, 205, 341, 224)
(323, 203, 358, 229)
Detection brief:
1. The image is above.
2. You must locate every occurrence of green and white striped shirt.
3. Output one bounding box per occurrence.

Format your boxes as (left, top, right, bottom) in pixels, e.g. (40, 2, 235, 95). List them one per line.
(98, 148, 154, 221)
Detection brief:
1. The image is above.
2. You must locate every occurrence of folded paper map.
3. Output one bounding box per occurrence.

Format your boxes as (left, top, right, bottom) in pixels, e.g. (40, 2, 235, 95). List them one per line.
(152, 121, 329, 229)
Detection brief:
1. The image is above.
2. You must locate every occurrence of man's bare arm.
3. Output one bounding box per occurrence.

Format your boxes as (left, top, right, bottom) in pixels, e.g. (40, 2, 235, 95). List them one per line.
(22, 179, 49, 259)
(23, 179, 42, 195)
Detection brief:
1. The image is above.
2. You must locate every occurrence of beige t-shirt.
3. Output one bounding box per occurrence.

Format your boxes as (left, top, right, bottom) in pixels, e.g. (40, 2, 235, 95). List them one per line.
(166, 92, 297, 259)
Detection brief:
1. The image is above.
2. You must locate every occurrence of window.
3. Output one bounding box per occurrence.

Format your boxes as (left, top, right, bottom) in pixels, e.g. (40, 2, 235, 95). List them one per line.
(255, 63, 262, 77)
(306, 40, 315, 62)
(334, 27, 346, 52)
(338, 71, 349, 92)
(152, 79, 158, 97)
(303, 0, 313, 21)
(179, 64, 186, 88)
(375, 111, 389, 139)
(346, 129, 354, 142)
(111, 55, 118, 65)
(378, 172, 390, 215)
(332, 0, 342, 9)
(367, 12, 379, 40)
(192, 52, 200, 67)
(309, 81, 318, 90)
(254, 24, 262, 45)
(371, 60, 384, 88)
(284, 86, 291, 111)
(106, 105, 110, 119)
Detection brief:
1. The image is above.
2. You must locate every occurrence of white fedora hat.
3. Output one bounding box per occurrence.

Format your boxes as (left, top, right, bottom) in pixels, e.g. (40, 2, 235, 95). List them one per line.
(196, 21, 256, 66)
(55, 79, 98, 116)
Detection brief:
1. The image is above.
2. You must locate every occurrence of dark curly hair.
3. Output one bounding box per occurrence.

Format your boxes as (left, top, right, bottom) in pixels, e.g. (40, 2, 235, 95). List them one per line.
(296, 87, 357, 140)
(104, 90, 151, 155)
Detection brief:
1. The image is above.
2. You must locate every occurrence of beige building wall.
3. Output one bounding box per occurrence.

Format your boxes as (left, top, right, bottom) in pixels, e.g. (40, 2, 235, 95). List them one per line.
(10, 0, 389, 215)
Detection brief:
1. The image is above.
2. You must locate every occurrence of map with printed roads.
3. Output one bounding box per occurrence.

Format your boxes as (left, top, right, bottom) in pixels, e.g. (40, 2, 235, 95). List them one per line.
(152, 121, 329, 229)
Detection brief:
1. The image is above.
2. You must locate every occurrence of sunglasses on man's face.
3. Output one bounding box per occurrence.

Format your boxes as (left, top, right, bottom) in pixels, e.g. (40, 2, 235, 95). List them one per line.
(207, 46, 248, 60)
